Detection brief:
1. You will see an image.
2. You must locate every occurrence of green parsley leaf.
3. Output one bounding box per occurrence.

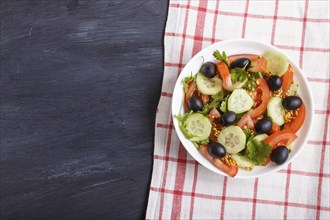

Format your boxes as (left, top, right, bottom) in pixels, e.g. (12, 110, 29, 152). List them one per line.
(183, 72, 196, 92)
(219, 94, 230, 113)
(244, 139, 272, 165)
(230, 67, 248, 83)
(211, 91, 224, 101)
(213, 50, 229, 66)
(244, 72, 262, 90)
(199, 91, 224, 115)
(243, 128, 255, 142)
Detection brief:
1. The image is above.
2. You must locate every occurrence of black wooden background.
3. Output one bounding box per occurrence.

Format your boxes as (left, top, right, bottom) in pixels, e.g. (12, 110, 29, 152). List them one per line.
(0, 0, 168, 219)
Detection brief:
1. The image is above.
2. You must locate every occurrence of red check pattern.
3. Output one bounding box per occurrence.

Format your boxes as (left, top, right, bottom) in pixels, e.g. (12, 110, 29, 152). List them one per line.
(146, 1, 330, 219)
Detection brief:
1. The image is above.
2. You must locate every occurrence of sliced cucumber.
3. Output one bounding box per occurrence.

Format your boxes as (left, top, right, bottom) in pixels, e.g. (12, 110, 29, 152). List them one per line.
(217, 126, 246, 154)
(286, 82, 298, 96)
(232, 154, 255, 169)
(253, 134, 268, 142)
(196, 73, 222, 95)
(227, 89, 254, 114)
(264, 51, 290, 77)
(267, 97, 285, 126)
(184, 113, 212, 141)
(224, 79, 247, 92)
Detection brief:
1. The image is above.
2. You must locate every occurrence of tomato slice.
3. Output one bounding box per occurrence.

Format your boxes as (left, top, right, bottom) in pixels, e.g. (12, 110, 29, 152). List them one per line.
(281, 65, 294, 93)
(237, 114, 255, 131)
(264, 129, 297, 149)
(249, 56, 267, 73)
(199, 144, 238, 177)
(184, 81, 196, 109)
(208, 108, 221, 142)
(208, 107, 221, 124)
(263, 129, 297, 165)
(216, 62, 232, 88)
(248, 78, 271, 119)
(199, 93, 209, 105)
(269, 122, 281, 134)
(199, 144, 213, 161)
(213, 158, 238, 177)
(284, 103, 306, 133)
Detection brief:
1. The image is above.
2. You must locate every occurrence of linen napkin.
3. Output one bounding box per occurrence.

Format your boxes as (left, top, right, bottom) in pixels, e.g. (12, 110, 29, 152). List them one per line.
(147, 0, 330, 219)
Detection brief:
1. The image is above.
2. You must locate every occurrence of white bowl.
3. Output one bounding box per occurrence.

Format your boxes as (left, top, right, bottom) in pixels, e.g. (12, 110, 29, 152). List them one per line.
(171, 39, 314, 178)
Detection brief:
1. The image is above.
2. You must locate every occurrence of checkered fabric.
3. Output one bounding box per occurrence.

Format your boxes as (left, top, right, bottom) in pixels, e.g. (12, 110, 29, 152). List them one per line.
(146, 0, 330, 219)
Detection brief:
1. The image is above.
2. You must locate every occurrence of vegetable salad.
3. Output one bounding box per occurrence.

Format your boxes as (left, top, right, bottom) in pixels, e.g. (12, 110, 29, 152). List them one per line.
(177, 50, 306, 177)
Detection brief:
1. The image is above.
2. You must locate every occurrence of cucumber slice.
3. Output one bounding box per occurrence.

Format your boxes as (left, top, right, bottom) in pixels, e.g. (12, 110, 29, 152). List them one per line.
(184, 113, 212, 141)
(196, 73, 222, 95)
(253, 134, 268, 142)
(217, 126, 246, 154)
(286, 83, 298, 96)
(227, 89, 254, 114)
(264, 51, 290, 77)
(267, 97, 285, 126)
(224, 79, 247, 92)
(232, 154, 255, 169)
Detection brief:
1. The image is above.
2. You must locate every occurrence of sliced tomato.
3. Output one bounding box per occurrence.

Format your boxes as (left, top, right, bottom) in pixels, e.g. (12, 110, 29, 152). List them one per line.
(249, 56, 267, 73)
(199, 93, 210, 105)
(264, 129, 297, 149)
(199, 144, 213, 161)
(269, 122, 281, 134)
(212, 158, 238, 177)
(281, 65, 294, 93)
(208, 108, 221, 142)
(237, 114, 255, 130)
(263, 129, 297, 165)
(208, 107, 221, 124)
(248, 78, 271, 119)
(216, 62, 232, 88)
(199, 145, 238, 177)
(184, 81, 196, 109)
(284, 103, 306, 133)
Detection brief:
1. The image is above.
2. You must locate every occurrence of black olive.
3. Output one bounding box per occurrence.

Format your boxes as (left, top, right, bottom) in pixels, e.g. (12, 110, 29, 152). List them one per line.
(282, 96, 302, 110)
(208, 142, 226, 158)
(267, 75, 282, 91)
(220, 111, 237, 126)
(271, 146, 289, 165)
(201, 62, 216, 78)
(230, 57, 251, 69)
(188, 96, 203, 112)
(255, 118, 272, 134)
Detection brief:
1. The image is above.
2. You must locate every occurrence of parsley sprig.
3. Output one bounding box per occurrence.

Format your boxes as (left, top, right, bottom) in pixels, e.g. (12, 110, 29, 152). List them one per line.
(213, 50, 229, 66)
(230, 66, 262, 90)
(199, 91, 224, 115)
(183, 72, 196, 92)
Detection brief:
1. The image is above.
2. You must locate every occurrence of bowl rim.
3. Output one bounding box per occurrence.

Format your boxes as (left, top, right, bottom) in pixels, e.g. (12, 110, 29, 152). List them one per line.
(171, 38, 314, 178)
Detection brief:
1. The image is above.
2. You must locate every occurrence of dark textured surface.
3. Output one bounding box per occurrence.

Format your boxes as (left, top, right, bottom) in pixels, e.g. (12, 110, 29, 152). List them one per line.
(0, 0, 168, 219)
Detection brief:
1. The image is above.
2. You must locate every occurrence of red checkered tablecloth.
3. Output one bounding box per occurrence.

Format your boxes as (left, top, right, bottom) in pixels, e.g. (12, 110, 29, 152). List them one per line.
(146, 0, 330, 219)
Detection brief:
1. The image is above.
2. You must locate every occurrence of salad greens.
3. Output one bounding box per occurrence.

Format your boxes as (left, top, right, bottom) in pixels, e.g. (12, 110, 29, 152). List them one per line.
(213, 50, 229, 66)
(230, 66, 262, 90)
(199, 91, 224, 115)
(241, 128, 272, 165)
(183, 72, 196, 92)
